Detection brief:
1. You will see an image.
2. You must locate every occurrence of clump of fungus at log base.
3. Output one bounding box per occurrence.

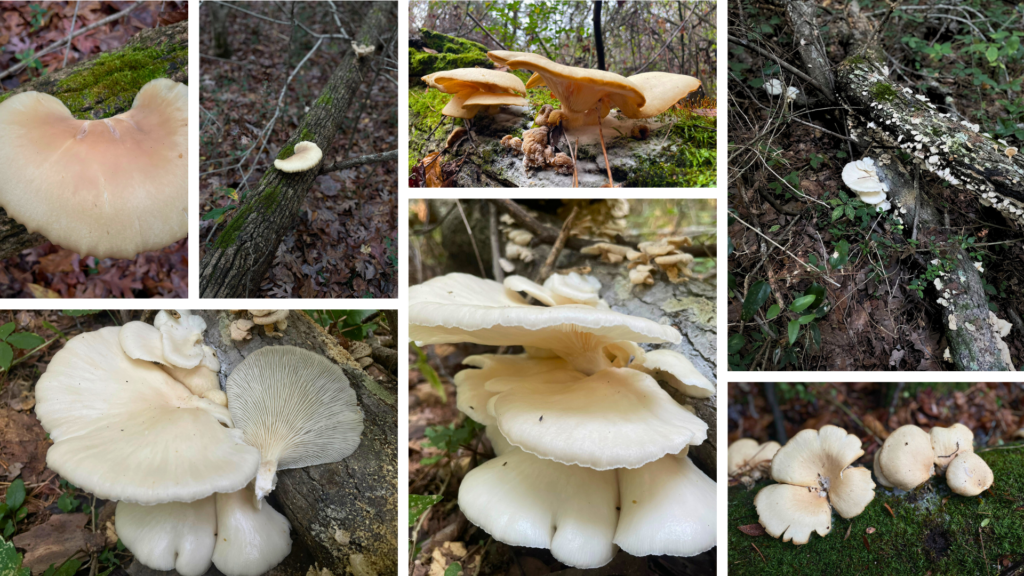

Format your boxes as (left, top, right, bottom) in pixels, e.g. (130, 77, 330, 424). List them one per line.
(33, 311, 366, 576)
(874, 423, 993, 497)
(0, 78, 188, 260)
(410, 272, 717, 568)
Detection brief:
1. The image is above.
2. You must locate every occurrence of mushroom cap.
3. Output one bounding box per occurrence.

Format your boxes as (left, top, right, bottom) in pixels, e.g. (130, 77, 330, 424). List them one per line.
(486, 424, 514, 456)
(639, 349, 715, 398)
(930, 423, 974, 474)
(486, 367, 708, 470)
(728, 439, 780, 477)
(873, 448, 894, 488)
(154, 310, 208, 369)
(503, 54, 646, 114)
(463, 92, 528, 107)
(441, 89, 480, 119)
(226, 346, 364, 501)
(35, 327, 260, 504)
(422, 68, 526, 96)
(458, 447, 619, 569)
(613, 454, 716, 557)
(618, 72, 701, 119)
(274, 141, 322, 173)
(118, 320, 167, 365)
(878, 424, 935, 491)
(945, 452, 993, 497)
(770, 425, 875, 518)
(842, 157, 888, 196)
(251, 310, 289, 325)
(409, 273, 681, 373)
(212, 485, 292, 576)
(115, 496, 217, 576)
(0, 78, 187, 259)
(454, 353, 572, 425)
(754, 482, 832, 545)
(486, 50, 547, 67)
(503, 273, 606, 308)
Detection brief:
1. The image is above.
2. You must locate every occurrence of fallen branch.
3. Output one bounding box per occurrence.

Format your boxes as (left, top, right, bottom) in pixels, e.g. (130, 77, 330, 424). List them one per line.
(535, 205, 579, 283)
(320, 149, 398, 174)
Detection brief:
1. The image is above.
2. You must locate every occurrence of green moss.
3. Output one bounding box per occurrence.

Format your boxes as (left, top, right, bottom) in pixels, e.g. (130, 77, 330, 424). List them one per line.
(727, 447, 1024, 576)
(276, 129, 316, 160)
(315, 93, 333, 107)
(420, 28, 489, 55)
(258, 185, 283, 212)
(624, 113, 717, 187)
(54, 42, 186, 118)
(871, 82, 898, 104)
(409, 48, 492, 77)
(845, 54, 869, 66)
(214, 202, 254, 249)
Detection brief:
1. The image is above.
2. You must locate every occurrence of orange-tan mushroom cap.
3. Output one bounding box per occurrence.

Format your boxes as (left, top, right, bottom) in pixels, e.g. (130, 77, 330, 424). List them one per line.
(422, 68, 526, 96)
(0, 78, 187, 259)
(619, 72, 701, 119)
(464, 92, 528, 107)
(503, 54, 645, 114)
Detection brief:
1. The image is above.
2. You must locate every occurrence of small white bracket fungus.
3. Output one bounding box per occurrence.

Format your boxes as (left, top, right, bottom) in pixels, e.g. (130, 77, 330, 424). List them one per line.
(841, 157, 890, 207)
(0, 78, 187, 259)
(231, 318, 255, 341)
(639, 349, 716, 398)
(154, 310, 208, 368)
(115, 496, 217, 576)
(876, 424, 935, 491)
(946, 452, 993, 497)
(629, 264, 655, 286)
(764, 79, 785, 96)
(929, 423, 974, 475)
(35, 327, 260, 504)
(727, 439, 781, 479)
(212, 486, 293, 576)
(351, 42, 375, 58)
(227, 346, 364, 503)
(754, 425, 875, 545)
(275, 141, 323, 173)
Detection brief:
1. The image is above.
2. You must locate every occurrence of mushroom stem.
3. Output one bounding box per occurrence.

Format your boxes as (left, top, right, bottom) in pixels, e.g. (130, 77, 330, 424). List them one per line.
(556, 344, 614, 375)
(595, 106, 613, 187)
(254, 459, 279, 503)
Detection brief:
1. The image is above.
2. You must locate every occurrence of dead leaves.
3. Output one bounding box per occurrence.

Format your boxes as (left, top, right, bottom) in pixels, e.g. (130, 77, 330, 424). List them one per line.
(11, 513, 105, 574)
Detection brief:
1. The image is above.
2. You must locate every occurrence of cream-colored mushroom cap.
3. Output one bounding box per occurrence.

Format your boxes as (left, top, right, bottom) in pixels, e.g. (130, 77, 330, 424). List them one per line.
(639, 349, 716, 398)
(485, 367, 708, 470)
(486, 50, 547, 67)
(873, 448, 894, 488)
(619, 72, 701, 118)
(0, 78, 187, 259)
(212, 485, 292, 576)
(34, 327, 260, 504)
(504, 54, 644, 112)
(463, 92, 528, 107)
(614, 454, 716, 557)
(945, 452, 993, 497)
(728, 439, 780, 476)
(119, 320, 225, 405)
(878, 424, 935, 490)
(454, 353, 572, 425)
(930, 423, 974, 474)
(274, 141, 322, 173)
(410, 273, 681, 374)
(115, 496, 217, 576)
(227, 346, 364, 502)
(458, 447, 619, 569)
(503, 273, 607, 308)
(153, 310, 208, 369)
(422, 68, 527, 96)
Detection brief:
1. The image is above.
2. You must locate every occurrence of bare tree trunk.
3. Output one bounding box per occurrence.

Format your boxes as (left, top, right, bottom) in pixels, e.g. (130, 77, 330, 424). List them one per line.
(0, 22, 187, 260)
(594, 0, 606, 71)
(210, 2, 232, 58)
(199, 3, 396, 298)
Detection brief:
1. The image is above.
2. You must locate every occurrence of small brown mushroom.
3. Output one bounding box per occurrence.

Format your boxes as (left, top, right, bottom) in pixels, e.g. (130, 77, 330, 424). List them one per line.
(629, 264, 656, 285)
(551, 153, 574, 175)
(230, 319, 255, 341)
(579, 242, 642, 263)
(522, 127, 553, 170)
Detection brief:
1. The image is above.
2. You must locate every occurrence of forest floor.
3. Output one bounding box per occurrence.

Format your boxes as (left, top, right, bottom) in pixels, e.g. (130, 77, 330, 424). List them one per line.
(198, 2, 398, 298)
(727, 383, 1024, 576)
(727, 1, 1024, 370)
(0, 2, 188, 298)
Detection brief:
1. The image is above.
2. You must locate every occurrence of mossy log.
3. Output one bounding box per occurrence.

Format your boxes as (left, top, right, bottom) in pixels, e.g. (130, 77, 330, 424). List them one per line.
(199, 2, 396, 298)
(408, 29, 493, 77)
(197, 310, 398, 576)
(727, 447, 1024, 576)
(0, 21, 187, 260)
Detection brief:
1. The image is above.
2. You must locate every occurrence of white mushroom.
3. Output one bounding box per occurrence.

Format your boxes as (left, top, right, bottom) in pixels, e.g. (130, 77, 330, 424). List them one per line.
(945, 452, 993, 497)
(639, 349, 715, 398)
(115, 496, 217, 576)
(274, 141, 323, 173)
(212, 485, 293, 576)
(727, 439, 781, 479)
(930, 423, 974, 475)
(842, 158, 890, 207)
(227, 346, 364, 502)
(876, 424, 935, 490)
(153, 310, 208, 368)
(453, 354, 571, 425)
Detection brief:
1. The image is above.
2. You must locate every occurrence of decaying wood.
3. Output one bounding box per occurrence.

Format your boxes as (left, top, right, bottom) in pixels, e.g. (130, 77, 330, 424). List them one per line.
(200, 3, 396, 298)
(0, 21, 187, 260)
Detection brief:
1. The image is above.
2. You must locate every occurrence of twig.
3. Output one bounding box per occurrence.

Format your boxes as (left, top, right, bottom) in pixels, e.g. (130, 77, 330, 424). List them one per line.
(456, 200, 487, 278)
(465, 5, 508, 50)
(596, 110, 614, 186)
(732, 213, 840, 286)
(0, 2, 144, 81)
(726, 34, 834, 102)
(62, 1, 81, 68)
(633, 21, 685, 74)
(411, 203, 457, 237)
(752, 543, 767, 564)
(535, 206, 578, 283)
(320, 149, 397, 174)
(489, 203, 504, 282)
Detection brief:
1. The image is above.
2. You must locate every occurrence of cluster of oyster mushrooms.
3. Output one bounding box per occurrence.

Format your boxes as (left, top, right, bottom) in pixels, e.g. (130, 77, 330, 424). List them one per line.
(730, 421, 994, 546)
(0, 78, 188, 259)
(230, 309, 291, 340)
(581, 236, 697, 285)
(34, 310, 364, 576)
(411, 271, 717, 568)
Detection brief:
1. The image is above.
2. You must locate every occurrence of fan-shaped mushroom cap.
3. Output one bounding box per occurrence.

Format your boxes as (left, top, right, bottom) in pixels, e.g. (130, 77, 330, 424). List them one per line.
(503, 273, 606, 308)
(614, 454, 716, 557)
(115, 497, 217, 576)
(618, 72, 701, 119)
(458, 447, 619, 569)
(454, 353, 571, 425)
(154, 310, 208, 369)
(754, 482, 833, 545)
(486, 424, 514, 456)
(118, 320, 167, 364)
(464, 92, 528, 108)
(639, 349, 715, 398)
(727, 439, 780, 477)
(930, 423, 974, 474)
(119, 321, 223, 404)
(422, 68, 526, 96)
(842, 158, 889, 206)
(250, 310, 289, 326)
(274, 141, 322, 173)
(486, 367, 707, 470)
(227, 346, 364, 502)
(212, 485, 292, 576)
(504, 54, 644, 113)
(878, 424, 935, 490)
(35, 327, 260, 504)
(945, 452, 993, 497)
(486, 50, 547, 67)
(410, 273, 681, 374)
(0, 78, 187, 259)
(440, 90, 479, 119)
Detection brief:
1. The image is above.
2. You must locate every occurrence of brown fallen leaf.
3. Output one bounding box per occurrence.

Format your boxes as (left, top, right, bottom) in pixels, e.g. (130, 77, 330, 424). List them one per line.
(884, 502, 895, 518)
(12, 513, 106, 574)
(738, 524, 766, 536)
(27, 284, 61, 299)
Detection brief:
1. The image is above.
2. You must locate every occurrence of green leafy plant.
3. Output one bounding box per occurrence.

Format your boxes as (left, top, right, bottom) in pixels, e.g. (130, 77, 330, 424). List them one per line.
(0, 537, 30, 576)
(409, 494, 444, 527)
(0, 323, 45, 373)
(305, 310, 378, 341)
(0, 479, 27, 539)
(420, 419, 484, 466)
(412, 343, 445, 402)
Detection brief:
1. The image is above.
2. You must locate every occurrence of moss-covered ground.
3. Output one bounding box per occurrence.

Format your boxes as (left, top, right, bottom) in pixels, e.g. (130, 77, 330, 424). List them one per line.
(728, 446, 1024, 576)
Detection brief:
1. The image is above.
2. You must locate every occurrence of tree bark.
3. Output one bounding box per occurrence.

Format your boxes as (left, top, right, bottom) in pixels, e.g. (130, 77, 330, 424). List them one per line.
(198, 310, 398, 576)
(199, 3, 396, 298)
(593, 1, 606, 71)
(0, 21, 187, 260)
(209, 2, 232, 58)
